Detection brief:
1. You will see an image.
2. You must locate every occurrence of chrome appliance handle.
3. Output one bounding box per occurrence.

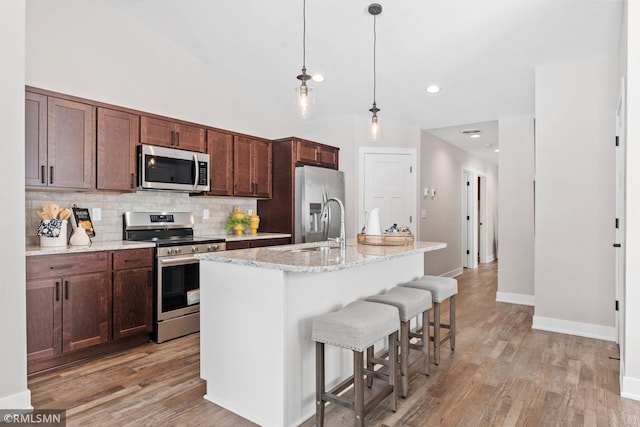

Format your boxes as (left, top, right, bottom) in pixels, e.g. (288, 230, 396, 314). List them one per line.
(159, 257, 199, 266)
(193, 153, 200, 190)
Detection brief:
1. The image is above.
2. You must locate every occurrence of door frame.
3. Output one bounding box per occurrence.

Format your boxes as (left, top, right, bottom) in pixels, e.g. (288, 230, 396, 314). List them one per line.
(478, 174, 489, 263)
(615, 76, 626, 382)
(359, 147, 418, 236)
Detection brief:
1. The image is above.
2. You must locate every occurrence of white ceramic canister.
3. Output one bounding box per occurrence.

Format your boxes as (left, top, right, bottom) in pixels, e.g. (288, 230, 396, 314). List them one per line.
(40, 220, 68, 247)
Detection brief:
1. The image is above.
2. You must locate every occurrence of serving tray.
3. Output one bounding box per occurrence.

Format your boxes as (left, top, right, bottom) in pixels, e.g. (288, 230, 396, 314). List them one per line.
(356, 231, 414, 246)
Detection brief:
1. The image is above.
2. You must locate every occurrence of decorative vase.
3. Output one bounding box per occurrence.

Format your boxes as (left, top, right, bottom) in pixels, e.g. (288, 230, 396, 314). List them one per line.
(249, 212, 260, 236)
(233, 224, 245, 237)
(70, 224, 91, 246)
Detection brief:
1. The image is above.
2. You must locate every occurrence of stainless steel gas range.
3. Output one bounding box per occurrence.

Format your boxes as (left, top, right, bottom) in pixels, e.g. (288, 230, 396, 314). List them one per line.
(123, 212, 225, 343)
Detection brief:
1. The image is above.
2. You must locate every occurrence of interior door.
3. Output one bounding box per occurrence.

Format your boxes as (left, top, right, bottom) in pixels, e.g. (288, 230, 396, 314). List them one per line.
(363, 152, 416, 234)
(615, 78, 626, 360)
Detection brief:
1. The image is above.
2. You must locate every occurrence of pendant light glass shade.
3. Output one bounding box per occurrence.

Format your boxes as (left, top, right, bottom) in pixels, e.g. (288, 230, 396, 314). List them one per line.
(295, 0, 313, 119)
(368, 4, 382, 140)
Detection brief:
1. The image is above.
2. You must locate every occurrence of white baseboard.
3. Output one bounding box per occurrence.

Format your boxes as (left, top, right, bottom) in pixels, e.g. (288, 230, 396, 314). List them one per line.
(622, 376, 640, 401)
(480, 254, 496, 263)
(496, 292, 534, 306)
(0, 389, 32, 410)
(532, 315, 617, 342)
(442, 267, 463, 278)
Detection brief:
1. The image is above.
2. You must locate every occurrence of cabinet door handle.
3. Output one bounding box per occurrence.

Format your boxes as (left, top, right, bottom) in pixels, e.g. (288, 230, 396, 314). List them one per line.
(131, 173, 136, 189)
(176, 131, 180, 146)
(49, 166, 54, 184)
(171, 130, 175, 146)
(125, 258, 144, 263)
(55, 281, 60, 302)
(41, 165, 46, 184)
(64, 281, 69, 300)
(254, 183, 258, 194)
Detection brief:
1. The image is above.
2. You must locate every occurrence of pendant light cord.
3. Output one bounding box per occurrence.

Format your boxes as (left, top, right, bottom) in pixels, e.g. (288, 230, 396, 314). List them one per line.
(302, 0, 306, 69)
(373, 13, 377, 104)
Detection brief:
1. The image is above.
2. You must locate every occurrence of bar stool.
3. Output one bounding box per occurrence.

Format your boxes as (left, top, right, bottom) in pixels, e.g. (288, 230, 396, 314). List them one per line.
(312, 301, 400, 427)
(365, 286, 432, 398)
(400, 276, 458, 365)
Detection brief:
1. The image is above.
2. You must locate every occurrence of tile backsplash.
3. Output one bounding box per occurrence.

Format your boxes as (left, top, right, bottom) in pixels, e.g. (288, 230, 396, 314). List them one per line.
(26, 191, 256, 246)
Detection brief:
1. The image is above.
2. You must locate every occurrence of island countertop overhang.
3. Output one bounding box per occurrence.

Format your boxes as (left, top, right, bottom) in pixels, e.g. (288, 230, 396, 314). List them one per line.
(196, 239, 446, 273)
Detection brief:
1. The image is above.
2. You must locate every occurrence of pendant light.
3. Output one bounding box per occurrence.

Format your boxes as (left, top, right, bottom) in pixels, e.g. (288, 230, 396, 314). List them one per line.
(368, 3, 382, 141)
(295, 0, 314, 119)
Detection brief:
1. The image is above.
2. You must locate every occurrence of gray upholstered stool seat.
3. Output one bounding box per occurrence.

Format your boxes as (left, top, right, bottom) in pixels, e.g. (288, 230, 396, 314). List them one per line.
(399, 276, 458, 365)
(365, 286, 432, 397)
(312, 301, 400, 427)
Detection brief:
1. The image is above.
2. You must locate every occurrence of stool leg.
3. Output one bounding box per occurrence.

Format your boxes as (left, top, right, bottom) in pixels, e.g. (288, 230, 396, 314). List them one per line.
(366, 345, 374, 388)
(422, 310, 430, 376)
(450, 295, 456, 351)
(389, 331, 398, 412)
(316, 342, 325, 427)
(400, 321, 409, 398)
(354, 351, 365, 427)
(433, 302, 441, 365)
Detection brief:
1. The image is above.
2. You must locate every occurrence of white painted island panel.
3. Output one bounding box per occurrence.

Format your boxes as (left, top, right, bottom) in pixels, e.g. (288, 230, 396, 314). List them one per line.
(199, 240, 446, 427)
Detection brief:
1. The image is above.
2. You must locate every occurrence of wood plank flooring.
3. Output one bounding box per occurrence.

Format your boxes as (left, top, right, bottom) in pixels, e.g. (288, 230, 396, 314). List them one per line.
(29, 261, 640, 426)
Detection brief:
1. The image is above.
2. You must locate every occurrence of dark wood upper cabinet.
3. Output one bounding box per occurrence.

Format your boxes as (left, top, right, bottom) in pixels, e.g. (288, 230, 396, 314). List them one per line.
(47, 98, 96, 189)
(257, 137, 339, 241)
(233, 136, 272, 198)
(207, 129, 234, 196)
(25, 93, 95, 189)
(140, 116, 206, 153)
(25, 92, 48, 187)
(286, 137, 339, 170)
(97, 108, 139, 191)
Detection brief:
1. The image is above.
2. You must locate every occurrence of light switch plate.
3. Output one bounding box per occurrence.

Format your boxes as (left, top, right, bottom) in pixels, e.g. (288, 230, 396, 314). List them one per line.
(203, 209, 210, 220)
(92, 208, 102, 221)
(421, 209, 427, 219)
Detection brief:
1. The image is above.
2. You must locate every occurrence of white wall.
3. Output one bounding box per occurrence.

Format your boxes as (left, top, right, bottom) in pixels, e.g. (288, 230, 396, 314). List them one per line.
(420, 130, 498, 277)
(534, 57, 618, 340)
(622, 0, 640, 401)
(0, 0, 30, 410)
(497, 116, 535, 305)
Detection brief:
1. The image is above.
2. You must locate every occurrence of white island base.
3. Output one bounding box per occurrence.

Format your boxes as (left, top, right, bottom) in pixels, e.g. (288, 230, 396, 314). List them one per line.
(199, 241, 445, 427)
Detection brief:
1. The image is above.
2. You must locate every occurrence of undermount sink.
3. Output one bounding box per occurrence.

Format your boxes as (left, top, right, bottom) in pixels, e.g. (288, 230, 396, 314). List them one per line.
(269, 243, 341, 253)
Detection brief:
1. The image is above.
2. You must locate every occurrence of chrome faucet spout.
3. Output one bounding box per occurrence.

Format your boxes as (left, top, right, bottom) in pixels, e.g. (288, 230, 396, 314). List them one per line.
(321, 197, 346, 250)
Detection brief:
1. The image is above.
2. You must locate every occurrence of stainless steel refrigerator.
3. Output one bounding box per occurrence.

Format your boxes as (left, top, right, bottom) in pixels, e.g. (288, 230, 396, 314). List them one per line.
(294, 165, 345, 243)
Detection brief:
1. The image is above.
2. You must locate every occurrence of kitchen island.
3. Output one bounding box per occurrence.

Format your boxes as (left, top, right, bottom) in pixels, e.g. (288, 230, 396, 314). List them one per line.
(197, 239, 446, 427)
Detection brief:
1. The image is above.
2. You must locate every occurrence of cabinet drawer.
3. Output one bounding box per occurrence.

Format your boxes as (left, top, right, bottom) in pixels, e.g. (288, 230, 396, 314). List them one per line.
(27, 251, 109, 280)
(113, 248, 154, 270)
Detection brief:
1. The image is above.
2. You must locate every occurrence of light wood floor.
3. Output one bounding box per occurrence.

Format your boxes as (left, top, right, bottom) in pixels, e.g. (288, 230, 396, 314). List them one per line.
(29, 261, 640, 426)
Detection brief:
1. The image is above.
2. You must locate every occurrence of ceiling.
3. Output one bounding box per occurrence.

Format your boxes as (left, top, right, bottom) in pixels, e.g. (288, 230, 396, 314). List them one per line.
(110, 0, 622, 163)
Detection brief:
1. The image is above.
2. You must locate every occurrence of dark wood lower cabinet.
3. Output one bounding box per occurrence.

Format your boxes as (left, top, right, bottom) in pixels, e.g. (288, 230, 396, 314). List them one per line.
(113, 267, 153, 340)
(226, 237, 291, 250)
(26, 248, 153, 375)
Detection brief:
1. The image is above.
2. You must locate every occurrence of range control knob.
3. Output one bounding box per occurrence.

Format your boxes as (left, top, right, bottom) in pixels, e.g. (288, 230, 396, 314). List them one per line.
(166, 248, 174, 255)
(208, 244, 219, 251)
(175, 247, 182, 254)
(192, 246, 198, 253)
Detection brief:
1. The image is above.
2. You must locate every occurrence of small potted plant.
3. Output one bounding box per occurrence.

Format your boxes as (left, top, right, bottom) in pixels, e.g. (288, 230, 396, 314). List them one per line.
(226, 208, 249, 236)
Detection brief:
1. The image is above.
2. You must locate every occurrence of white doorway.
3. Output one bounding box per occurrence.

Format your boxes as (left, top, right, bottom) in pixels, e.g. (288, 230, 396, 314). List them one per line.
(615, 77, 626, 379)
(461, 169, 489, 269)
(462, 169, 478, 269)
(359, 148, 417, 235)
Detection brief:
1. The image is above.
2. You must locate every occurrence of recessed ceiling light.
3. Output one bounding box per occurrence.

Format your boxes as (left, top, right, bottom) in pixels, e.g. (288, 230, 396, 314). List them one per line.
(470, 134, 480, 138)
(311, 74, 325, 83)
(426, 85, 440, 94)
(494, 149, 500, 153)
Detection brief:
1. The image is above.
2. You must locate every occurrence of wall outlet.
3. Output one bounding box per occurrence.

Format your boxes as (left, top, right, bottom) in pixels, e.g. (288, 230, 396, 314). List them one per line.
(203, 209, 210, 220)
(423, 188, 429, 197)
(92, 207, 102, 221)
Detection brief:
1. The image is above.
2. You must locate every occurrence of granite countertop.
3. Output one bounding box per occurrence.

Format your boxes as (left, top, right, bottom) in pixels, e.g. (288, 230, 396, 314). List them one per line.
(203, 232, 291, 242)
(26, 233, 292, 256)
(26, 240, 156, 256)
(196, 239, 447, 273)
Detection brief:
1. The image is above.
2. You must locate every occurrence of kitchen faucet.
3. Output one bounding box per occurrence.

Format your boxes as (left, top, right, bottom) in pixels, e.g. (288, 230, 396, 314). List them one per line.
(322, 197, 346, 250)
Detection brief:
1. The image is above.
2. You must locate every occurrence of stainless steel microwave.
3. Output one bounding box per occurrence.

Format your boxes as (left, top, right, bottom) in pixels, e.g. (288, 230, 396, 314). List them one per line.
(138, 144, 210, 192)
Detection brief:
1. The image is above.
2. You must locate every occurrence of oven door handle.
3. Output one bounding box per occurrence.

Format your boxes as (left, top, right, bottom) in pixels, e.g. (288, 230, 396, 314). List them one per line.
(159, 257, 200, 266)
